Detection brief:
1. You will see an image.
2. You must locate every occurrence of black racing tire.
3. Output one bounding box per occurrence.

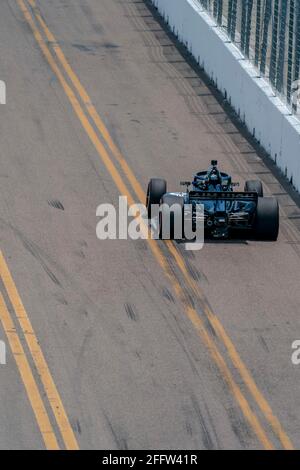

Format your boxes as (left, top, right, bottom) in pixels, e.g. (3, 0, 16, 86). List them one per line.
(244, 180, 263, 197)
(254, 197, 279, 241)
(146, 178, 167, 219)
(159, 194, 184, 240)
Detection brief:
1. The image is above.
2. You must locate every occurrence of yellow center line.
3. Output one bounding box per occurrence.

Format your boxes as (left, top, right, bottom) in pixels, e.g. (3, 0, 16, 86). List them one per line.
(0, 293, 59, 450)
(28, 2, 294, 450)
(17, 0, 289, 449)
(27, 0, 146, 204)
(166, 242, 294, 450)
(0, 251, 79, 450)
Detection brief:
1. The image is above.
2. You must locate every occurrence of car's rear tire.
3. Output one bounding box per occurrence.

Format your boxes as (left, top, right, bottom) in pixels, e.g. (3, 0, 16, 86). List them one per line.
(146, 178, 167, 219)
(244, 180, 263, 197)
(254, 197, 279, 241)
(159, 194, 184, 240)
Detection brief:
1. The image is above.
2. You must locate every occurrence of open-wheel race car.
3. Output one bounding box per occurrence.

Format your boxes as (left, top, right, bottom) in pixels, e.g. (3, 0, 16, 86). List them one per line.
(146, 160, 279, 240)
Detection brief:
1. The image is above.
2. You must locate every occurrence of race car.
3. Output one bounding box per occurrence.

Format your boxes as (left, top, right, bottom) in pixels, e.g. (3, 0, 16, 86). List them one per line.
(146, 160, 279, 240)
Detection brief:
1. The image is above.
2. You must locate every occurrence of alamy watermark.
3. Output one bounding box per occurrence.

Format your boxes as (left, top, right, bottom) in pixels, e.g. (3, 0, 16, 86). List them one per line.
(0, 80, 6, 105)
(0, 340, 6, 365)
(291, 340, 300, 365)
(96, 196, 204, 251)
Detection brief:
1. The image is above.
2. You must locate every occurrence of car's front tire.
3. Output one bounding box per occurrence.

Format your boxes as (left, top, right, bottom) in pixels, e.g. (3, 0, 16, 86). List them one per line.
(146, 178, 167, 219)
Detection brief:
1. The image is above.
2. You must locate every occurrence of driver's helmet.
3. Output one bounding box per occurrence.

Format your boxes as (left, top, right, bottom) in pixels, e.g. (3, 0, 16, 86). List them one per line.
(209, 171, 220, 184)
(207, 165, 221, 186)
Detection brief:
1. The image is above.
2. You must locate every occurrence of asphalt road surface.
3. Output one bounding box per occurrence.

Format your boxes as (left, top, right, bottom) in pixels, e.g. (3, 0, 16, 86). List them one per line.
(0, 0, 300, 450)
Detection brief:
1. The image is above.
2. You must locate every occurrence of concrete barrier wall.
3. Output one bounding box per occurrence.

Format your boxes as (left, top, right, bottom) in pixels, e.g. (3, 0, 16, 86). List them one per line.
(152, 0, 300, 192)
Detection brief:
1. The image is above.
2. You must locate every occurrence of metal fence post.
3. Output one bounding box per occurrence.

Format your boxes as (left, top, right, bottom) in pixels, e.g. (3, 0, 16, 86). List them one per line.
(241, 0, 247, 52)
(276, 0, 288, 93)
(287, 0, 295, 103)
(255, 0, 262, 66)
(245, 0, 254, 57)
(270, 0, 279, 86)
(260, 0, 272, 75)
(228, 0, 233, 36)
(293, 0, 300, 112)
(230, 0, 238, 41)
(217, 0, 223, 25)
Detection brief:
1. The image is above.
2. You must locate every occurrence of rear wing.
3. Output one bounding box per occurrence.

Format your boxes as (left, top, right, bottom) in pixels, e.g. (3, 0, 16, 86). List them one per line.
(188, 191, 258, 202)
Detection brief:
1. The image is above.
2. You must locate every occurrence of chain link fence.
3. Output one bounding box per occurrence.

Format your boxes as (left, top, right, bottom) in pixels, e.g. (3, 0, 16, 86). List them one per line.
(196, 0, 300, 113)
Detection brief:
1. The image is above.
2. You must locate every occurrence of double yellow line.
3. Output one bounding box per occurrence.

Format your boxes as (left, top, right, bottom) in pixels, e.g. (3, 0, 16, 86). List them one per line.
(15, 0, 293, 449)
(0, 251, 79, 449)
